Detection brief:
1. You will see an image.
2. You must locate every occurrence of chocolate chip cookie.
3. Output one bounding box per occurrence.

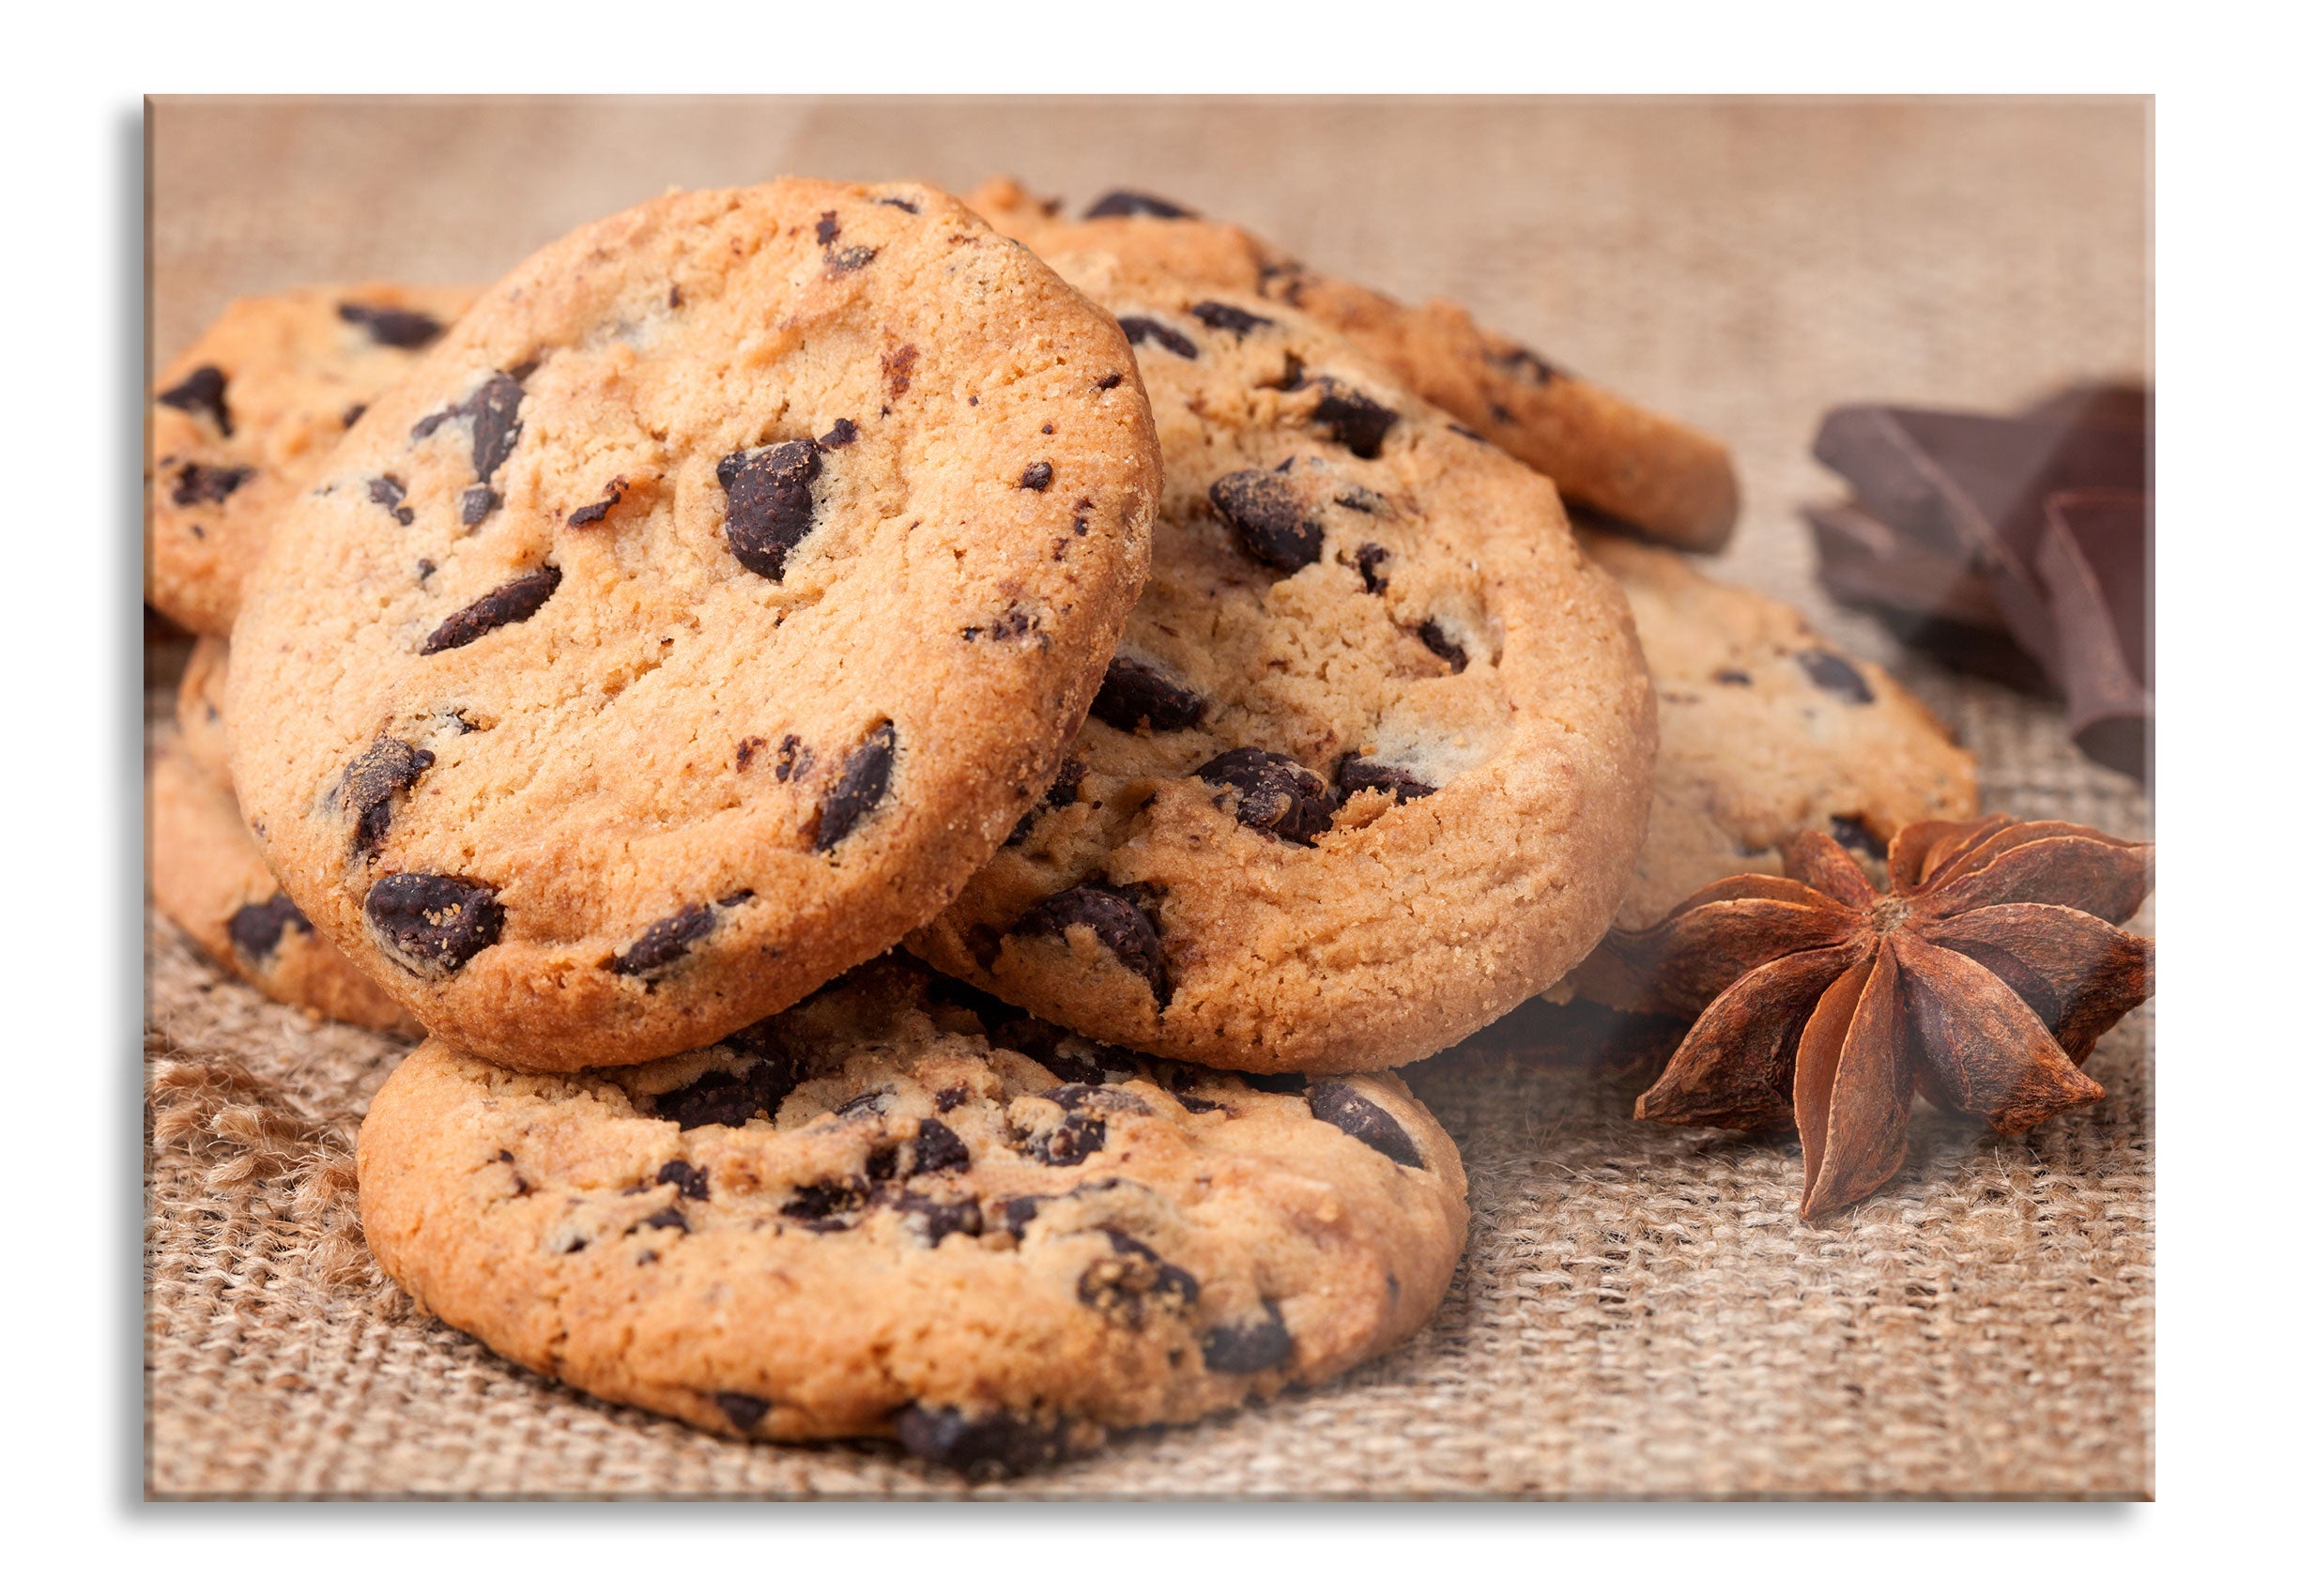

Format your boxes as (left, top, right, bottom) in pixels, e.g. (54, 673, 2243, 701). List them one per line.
(175, 635, 234, 788)
(150, 739, 415, 1034)
(229, 181, 1160, 1071)
(906, 251, 1657, 1074)
(358, 955, 1466, 1472)
(149, 284, 481, 635)
(969, 179, 1740, 551)
(1579, 530, 1977, 931)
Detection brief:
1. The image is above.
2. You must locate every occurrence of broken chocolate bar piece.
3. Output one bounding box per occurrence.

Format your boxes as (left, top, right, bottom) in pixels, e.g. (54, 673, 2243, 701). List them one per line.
(2036, 489, 2151, 782)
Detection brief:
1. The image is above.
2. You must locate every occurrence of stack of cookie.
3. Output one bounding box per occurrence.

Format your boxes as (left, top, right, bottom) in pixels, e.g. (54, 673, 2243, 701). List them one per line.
(146, 176, 1976, 1475)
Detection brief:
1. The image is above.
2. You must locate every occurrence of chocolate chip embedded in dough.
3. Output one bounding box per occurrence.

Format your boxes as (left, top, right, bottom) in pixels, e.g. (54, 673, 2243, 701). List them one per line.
(566, 476, 628, 526)
(780, 1179, 868, 1229)
(639, 1207, 688, 1233)
(713, 1392, 769, 1432)
(1354, 543, 1390, 593)
(607, 902, 718, 978)
(1308, 380, 1399, 458)
(1082, 190, 1196, 220)
(1095, 374, 1125, 391)
(1306, 1080, 1423, 1168)
(1004, 755, 1086, 847)
(363, 872, 505, 974)
(895, 1404, 1070, 1476)
(825, 244, 878, 276)
(1798, 649, 1877, 704)
(815, 210, 842, 245)
(225, 894, 312, 966)
(1020, 461, 1054, 492)
(882, 1189, 983, 1246)
(1090, 656, 1204, 733)
(1117, 317, 1199, 361)
(909, 1117, 972, 1174)
(652, 1048, 798, 1131)
(419, 566, 562, 654)
(882, 344, 918, 399)
(367, 475, 415, 525)
(1335, 754, 1437, 804)
(411, 371, 526, 481)
(874, 195, 920, 214)
(157, 365, 231, 436)
(656, 1159, 711, 1202)
(1012, 884, 1171, 1007)
(459, 486, 498, 526)
(818, 417, 859, 449)
(717, 439, 822, 581)
(339, 736, 437, 859)
(1202, 1299, 1295, 1374)
(1190, 300, 1273, 337)
(1713, 668, 1753, 686)
(336, 301, 447, 350)
(815, 722, 897, 852)
(171, 462, 253, 506)
(1077, 1228, 1200, 1328)
(1208, 468, 1324, 574)
(1194, 747, 1336, 844)
(1417, 619, 1469, 673)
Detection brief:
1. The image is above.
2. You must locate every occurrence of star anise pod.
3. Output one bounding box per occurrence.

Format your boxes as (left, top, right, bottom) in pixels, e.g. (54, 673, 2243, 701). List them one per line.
(1585, 814, 2154, 1219)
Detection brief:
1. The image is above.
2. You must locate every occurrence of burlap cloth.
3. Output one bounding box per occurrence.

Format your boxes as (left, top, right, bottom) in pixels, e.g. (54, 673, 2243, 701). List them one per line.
(145, 97, 2153, 1498)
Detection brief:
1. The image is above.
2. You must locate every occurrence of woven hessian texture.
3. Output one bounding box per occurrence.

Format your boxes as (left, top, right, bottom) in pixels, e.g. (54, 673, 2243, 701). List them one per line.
(146, 97, 2152, 1498)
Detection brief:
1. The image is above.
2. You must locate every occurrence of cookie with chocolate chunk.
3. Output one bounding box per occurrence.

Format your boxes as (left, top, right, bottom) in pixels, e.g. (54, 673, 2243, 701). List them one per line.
(970, 179, 1740, 550)
(149, 739, 415, 1034)
(907, 252, 1656, 1074)
(358, 955, 1466, 1472)
(1578, 530, 1977, 932)
(230, 181, 1160, 1071)
(148, 284, 481, 635)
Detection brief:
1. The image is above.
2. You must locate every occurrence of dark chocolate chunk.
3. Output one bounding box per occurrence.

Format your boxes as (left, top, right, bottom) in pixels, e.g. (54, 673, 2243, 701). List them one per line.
(1417, 620, 1469, 673)
(1020, 461, 1054, 492)
(652, 1049, 798, 1131)
(1194, 748, 1336, 844)
(1018, 1109, 1108, 1168)
(910, 1117, 972, 1174)
(459, 485, 499, 525)
(1797, 649, 1875, 704)
(1078, 1227, 1199, 1327)
(1190, 300, 1272, 337)
(171, 462, 253, 506)
(895, 1404, 1069, 1476)
(717, 438, 822, 580)
(608, 902, 717, 978)
(656, 1159, 711, 1202)
(1713, 668, 1753, 686)
(225, 894, 311, 966)
(1308, 381, 1399, 458)
(2037, 489, 2152, 780)
(337, 301, 447, 350)
(420, 566, 562, 654)
(1082, 190, 1196, 220)
(1005, 755, 1086, 847)
(780, 1180, 867, 1227)
(934, 1085, 969, 1112)
(343, 403, 368, 428)
(368, 474, 414, 525)
(639, 1207, 688, 1233)
(466, 372, 526, 480)
(1208, 468, 1324, 574)
(717, 888, 753, 907)
(566, 476, 627, 526)
(819, 417, 859, 448)
(713, 1392, 769, 1432)
(1096, 373, 1125, 391)
(989, 1012, 1142, 1085)
(1117, 316, 1199, 360)
(838, 1090, 893, 1119)
(735, 736, 767, 774)
(157, 365, 231, 436)
(825, 244, 878, 276)
(815, 210, 841, 245)
(339, 736, 436, 859)
(883, 1189, 983, 1246)
(1091, 656, 1204, 732)
(815, 722, 897, 852)
(1012, 885, 1171, 1006)
(363, 872, 504, 974)
(773, 734, 814, 783)
(875, 195, 920, 214)
(1335, 754, 1436, 803)
(1829, 815, 1887, 859)
(1306, 1080, 1422, 1167)
(1334, 483, 1388, 515)
(1354, 543, 1391, 593)
(1202, 1299, 1294, 1374)
(1176, 1095, 1221, 1114)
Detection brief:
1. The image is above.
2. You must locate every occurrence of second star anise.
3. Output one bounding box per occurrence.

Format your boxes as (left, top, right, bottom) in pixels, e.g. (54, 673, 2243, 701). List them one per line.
(1580, 814, 2154, 1219)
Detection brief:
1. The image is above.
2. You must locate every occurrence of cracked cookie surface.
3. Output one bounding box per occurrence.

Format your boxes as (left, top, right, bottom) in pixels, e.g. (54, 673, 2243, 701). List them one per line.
(1575, 531, 1978, 932)
(907, 252, 1656, 1073)
(229, 181, 1160, 1069)
(969, 179, 1740, 550)
(149, 284, 481, 635)
(357, 955, 1467, 1472)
